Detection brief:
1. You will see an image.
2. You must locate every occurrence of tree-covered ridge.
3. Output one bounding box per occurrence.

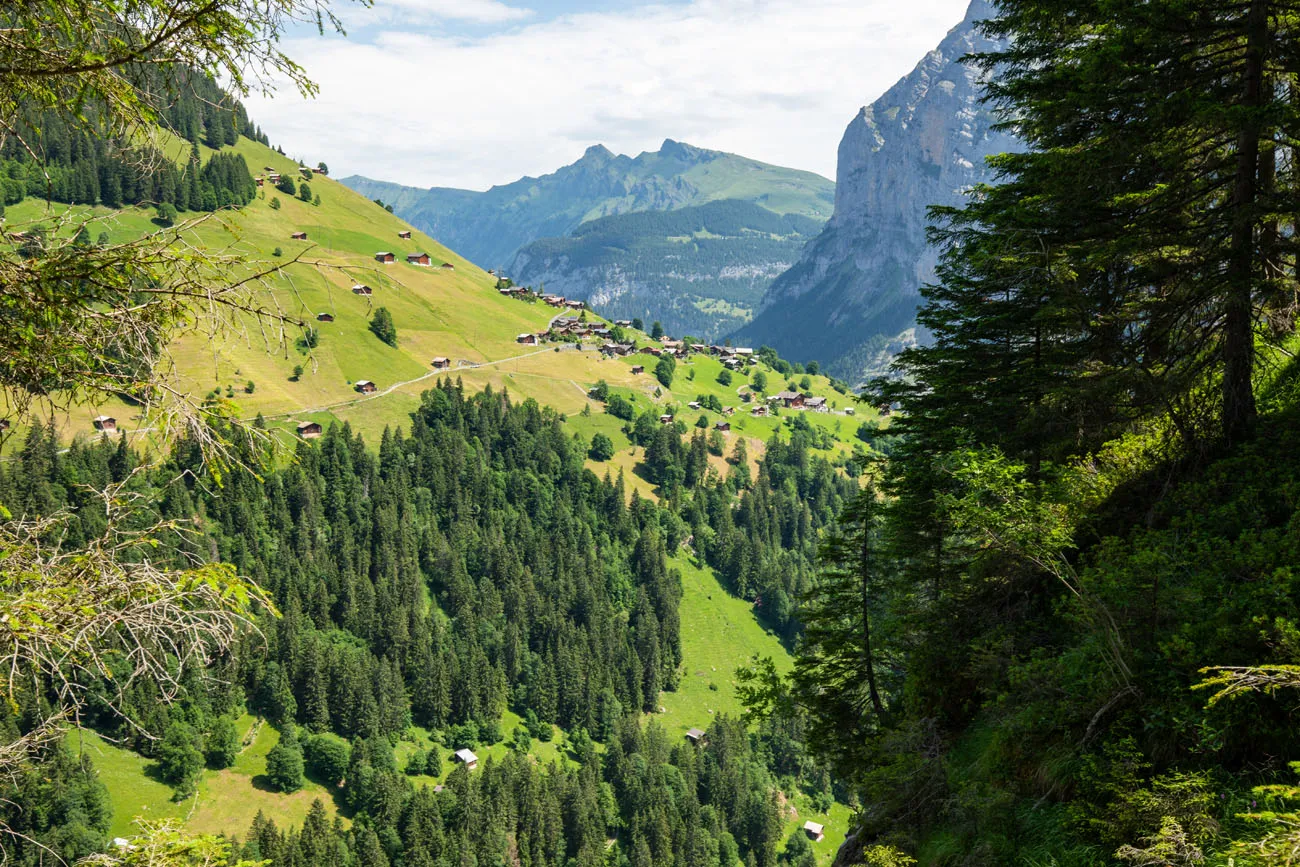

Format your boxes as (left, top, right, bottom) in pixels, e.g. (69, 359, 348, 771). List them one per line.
(775, 0, 1300, 862)
(0, 69, 266, 212)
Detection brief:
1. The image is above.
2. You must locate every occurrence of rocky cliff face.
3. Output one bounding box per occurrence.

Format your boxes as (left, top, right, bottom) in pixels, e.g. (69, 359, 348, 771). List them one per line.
(734, 0, 1015, 379)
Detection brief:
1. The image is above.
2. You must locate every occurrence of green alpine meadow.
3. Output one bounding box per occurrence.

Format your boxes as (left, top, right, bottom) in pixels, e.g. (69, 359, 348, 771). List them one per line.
(3, 1, 1300, 866)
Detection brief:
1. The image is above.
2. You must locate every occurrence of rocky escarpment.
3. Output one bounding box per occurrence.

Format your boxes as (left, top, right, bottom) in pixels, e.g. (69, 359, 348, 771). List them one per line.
(734, 0, 1015, 379)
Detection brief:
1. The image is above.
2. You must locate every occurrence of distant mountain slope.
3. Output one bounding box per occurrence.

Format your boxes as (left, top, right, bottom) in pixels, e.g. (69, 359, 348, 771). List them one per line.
(339, 139, 834, 270)
(734, 0, 1015, 380)
(511, 200, 822, 340)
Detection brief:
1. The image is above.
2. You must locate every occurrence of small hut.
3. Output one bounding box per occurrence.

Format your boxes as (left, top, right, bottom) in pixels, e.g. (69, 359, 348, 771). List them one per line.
(715, 421, 731, 432)
(355, 380, 377, 394)
(375, 251, 396, 264)
(453, 749, 478, 770)
(398, 230, 412, 239)
(803, 822, 825, 842)
(406, 252, 431, 266)
(440, 262, 455, 270)
(297, 421, 322, 439)
(93, 415, 117, 432)
(431, 357, 451, 369)
(685, 728, 706, 745)
(517, 333, 539, 345)
(352, 285, 373, 296)
(316, 312, 335, 322)
(290, 231, 307, 240)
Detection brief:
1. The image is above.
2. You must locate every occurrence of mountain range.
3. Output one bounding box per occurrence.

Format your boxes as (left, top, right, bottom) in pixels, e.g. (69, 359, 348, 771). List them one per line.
(341, 140, 834, 339)
(735, 0, 1013, 379)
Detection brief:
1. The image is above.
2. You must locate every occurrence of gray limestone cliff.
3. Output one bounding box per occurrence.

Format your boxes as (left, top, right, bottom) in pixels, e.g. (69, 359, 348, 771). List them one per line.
(734, 0, 1015, 379)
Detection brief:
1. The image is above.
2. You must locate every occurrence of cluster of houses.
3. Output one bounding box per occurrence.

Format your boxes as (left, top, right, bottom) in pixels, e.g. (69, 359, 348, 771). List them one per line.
(541, 294, 585, 310)
(768, 391, 829, 412)
(517, 316, 616, 346)
(372, 251, 457, 269)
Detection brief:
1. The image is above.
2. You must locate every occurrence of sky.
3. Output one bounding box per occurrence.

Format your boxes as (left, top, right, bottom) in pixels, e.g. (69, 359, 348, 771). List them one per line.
(244, 0, 972, 191)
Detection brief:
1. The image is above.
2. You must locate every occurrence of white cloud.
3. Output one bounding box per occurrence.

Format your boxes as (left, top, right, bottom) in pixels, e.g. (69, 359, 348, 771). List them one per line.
(246, 0, 971, 190)
(379, 0, 533, 24)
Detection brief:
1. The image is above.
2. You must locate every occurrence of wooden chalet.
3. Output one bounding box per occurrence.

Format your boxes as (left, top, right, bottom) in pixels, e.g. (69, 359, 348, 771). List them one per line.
(440, 262, 455, 270)
(659, 414, 675, 425)
(844, 406, 856, 415)
(93, 415, 117, 432)
(564, 299, 584, 309)
(805, 396, 828, 412)
(615, 319, 633, 327)
(297, 421, 323, 438)
(407, 252, 432, 266)
(714, 421, 730, 432)
(776, 391, 805, 408)
(255, 176, 265, 187)
(750, 405, 769, 417)
(375, 251, 396, 264)
(431, 357, 451, 369)
(631, 365, 644, 375)
(355, 380, 377, 394)
(454, 749, 478, 770)
(542, 295, 565, 307)
(352, 284, 373, 296)
(803, 822, 825, 842)
(517, 333, 539, 345)
(290, 231, 307, 240)
(316, 312, 335, 322)
(685, 728, 706, 745)
(398, 230, 412, 239)
(690, 343, 707, 354)
(688, 401, 701, 410)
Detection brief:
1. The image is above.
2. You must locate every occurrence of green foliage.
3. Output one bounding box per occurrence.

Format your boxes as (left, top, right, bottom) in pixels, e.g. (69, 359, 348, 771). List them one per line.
(205, 716, 240, 770)
(269, 196, 281, 210)
(154, 202, 177, 226)
(651, 321, 664, 340)
(156, 721, 204, 798)
(589, 432, 615, 461)
(751, 370, 767, 392)
(297, 181, 312, 202)
(368, 306, 397, 347)
(717, 368, 732, 386)
(303, 733, 350, 787)
(606, 392, 635, 420)
(654, 354, 675, 388)
(264, 728, 304, 793)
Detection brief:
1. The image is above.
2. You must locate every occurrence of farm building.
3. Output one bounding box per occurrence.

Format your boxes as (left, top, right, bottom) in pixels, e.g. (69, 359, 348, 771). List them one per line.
(407, 252, 431, 266)
(454, 749, 478, 770)
(564, 299, 584, 309)
(440, 262, 455, 270)
(352, 285, 372, 296)
(845, 407, 855, 415)
(290, 231, 307, 240)
(517, 333, 538, 345)
(296, 421, 322, 438)
(93, 415, 117, 432)
(316, 312, 334, 322)
(255, 176, 264, 186)
(715, 421, 730, 431)
(542, 295, 565, 307)
(776, 391, 805, 408)
(659, 414, 674, 425)
(750, 405, 769, 417)
(355, 380, 377, 394)
(805, 396, 828, 411)
(685, 728, 706, 745)
(631, 365, 644, 375)
(398, 230, 411, 239)
(688, 401, 701, 410)
(375, 251, 396, 263)
(803, 822, 825, 842)
(431, 357, 451, 369)
(615, 319, 633, 327)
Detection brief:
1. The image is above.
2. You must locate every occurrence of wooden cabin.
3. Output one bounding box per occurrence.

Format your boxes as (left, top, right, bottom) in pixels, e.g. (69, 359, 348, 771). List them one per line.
(777, 391, 805, 408)
(352, 285, 372, 296)
(517, 333, 539, 345)
(407, 252, 431, 266)
(355, 380, 377, 394)
(316, 312, 334, 322)
(803, 822, 825, 843)
(659, 414, 674, 425)
(631, 365, 644, 375)
(0, 419, 9, 432)
(805, 396, 828, 412)
(398, 230, 411, 239)
(296, 421, 322, 439)
(290, 231, 307, 240)
(714, 421, 730, 432)
(685, 728, 706, 745)
(454, 749, 478, 770)
(431, 357, 451, 369)
(375, 251, 396, 264)
(93, 415, 117, 432)
(440, 262, 455, 270)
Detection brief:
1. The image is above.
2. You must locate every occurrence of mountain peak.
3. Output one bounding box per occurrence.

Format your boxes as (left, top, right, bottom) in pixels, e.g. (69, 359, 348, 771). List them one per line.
(581, 143, 613, 161)
(658, 138, 705, 161)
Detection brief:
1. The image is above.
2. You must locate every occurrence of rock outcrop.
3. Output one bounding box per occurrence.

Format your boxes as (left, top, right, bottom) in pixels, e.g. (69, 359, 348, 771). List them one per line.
(734, 0, 1015, 379)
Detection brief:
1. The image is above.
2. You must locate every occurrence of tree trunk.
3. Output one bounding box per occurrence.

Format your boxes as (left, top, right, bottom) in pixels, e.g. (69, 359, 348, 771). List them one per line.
(859, 514, 887, 722)
(1223, 0, 1268, 444)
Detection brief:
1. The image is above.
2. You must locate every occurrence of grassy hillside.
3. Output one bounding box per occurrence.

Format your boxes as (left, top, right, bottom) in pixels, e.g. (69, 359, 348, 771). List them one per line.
(2, 136, 866, 482)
